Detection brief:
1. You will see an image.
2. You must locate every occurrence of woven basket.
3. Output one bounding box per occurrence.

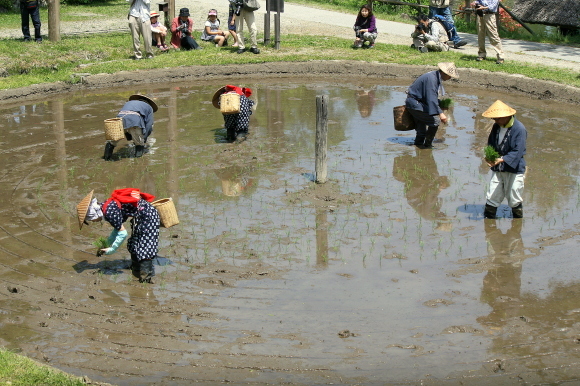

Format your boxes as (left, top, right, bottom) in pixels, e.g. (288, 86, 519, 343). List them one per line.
(104, 118, 124, 141)
(220, 92, 241, 115)
(393, 106, 415, 131)
(152, 198, 179, 228)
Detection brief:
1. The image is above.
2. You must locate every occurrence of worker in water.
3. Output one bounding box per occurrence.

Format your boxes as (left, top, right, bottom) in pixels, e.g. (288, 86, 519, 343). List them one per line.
(104, 94, 158, 160)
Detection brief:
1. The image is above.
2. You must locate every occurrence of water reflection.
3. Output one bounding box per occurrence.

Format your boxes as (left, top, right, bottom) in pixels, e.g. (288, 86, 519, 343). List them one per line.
(478, 220, 525, 328)
(355, 86, 376, 118)
(392, 147, 450, 222)
(214, 165, 256, 197)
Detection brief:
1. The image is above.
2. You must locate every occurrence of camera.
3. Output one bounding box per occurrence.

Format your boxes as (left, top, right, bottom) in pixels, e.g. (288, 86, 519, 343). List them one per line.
(474, 5, 485, 17)
(415, 24, 427, 33)
(354, 26, 362, 38)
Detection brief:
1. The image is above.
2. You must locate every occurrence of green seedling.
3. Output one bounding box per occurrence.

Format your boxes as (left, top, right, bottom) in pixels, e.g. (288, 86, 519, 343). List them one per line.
(439, 98, 454, 109)
(484, 145, 500, 163)
(93, 236, 109, 253)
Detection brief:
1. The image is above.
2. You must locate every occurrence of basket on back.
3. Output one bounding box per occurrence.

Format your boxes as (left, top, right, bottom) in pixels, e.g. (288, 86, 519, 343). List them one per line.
(152, 198, 179, 228)
(220, 92, 241, 115)
(104, 118, 124, 141)
(393, 106, 415, 131)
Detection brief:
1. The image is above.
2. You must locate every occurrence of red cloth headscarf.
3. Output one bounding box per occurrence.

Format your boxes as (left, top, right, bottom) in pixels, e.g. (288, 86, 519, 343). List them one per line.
(102, 188, 155, 214)
(225, 84, 252, 98)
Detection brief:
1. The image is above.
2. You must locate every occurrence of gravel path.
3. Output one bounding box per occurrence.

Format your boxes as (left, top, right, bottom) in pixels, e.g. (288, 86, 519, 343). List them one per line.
(2, 0, 580, 72)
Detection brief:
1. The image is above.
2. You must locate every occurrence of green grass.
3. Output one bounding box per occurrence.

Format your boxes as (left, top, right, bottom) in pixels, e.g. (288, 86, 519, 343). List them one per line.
(0, 348, 86, 386)
(0, 0, 579, 91)
(1, 31, 579, 91)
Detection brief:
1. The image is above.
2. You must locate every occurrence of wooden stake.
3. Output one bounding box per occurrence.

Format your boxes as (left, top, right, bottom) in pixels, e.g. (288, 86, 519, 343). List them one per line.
(48, 0, 60, 42)
(315, 95, 328, 184)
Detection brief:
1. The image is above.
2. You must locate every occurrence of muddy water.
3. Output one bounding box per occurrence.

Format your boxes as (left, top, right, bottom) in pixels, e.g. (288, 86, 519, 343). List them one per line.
(0, 78, 580, 385)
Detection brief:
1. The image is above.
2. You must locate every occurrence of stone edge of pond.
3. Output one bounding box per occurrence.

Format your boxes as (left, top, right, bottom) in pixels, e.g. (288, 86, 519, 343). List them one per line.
(0, 61, 578, 105)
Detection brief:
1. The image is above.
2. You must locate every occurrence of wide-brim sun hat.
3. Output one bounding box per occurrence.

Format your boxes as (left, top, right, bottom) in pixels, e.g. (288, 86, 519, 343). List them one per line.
(482, 100, 517, 118)
(129, 94, 158, 112)
(179, 8, 190, 17)
(437, 62, 459, 79)
(76, 190, 94, 230)
(150, 11, 160, 18)
(212, 86, 227, 109)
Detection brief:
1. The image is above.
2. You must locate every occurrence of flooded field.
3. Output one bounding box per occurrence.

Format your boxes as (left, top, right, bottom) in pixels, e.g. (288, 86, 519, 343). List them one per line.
(0, 77, 579, 385)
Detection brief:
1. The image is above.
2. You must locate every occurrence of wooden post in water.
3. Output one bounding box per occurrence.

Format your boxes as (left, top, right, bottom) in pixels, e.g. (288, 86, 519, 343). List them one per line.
(47, 0, 60, 42)
(315, 95, 328, 184)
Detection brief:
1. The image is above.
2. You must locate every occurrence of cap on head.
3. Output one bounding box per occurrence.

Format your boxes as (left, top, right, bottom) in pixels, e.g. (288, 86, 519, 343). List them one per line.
(437, 62, 459, 79)
(128, 94, 158, 112)
(482, 100, 516, 118)
(208, 9, 217, 16)
(179, 8, 190, 17)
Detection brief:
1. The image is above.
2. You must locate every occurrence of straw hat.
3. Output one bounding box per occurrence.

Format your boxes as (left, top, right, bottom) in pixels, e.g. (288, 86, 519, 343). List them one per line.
(76, 190, 94, 230)
(129, 94, 158, 112)
(437, 62, 459, 79)
(150, 11, 160, 18)
(212, 86, 227, 109)
(482, 100, 517, 118)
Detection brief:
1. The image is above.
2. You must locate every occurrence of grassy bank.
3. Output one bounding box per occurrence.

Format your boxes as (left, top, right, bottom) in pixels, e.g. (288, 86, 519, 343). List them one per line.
(0, 31, 579, 91)
(0, 348, 87, 385)
(1, 0, 579, 91)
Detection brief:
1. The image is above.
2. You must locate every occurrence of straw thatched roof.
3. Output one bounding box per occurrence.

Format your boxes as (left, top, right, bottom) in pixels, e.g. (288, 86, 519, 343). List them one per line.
(512, 0, 580, 28)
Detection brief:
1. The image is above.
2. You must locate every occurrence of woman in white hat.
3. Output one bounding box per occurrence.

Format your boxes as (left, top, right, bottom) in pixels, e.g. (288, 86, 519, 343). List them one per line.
(104, 94, 158, 161)
(77, 188, 160, 283)
(482, 100, 527, 219)
(405, 62, 459, 148)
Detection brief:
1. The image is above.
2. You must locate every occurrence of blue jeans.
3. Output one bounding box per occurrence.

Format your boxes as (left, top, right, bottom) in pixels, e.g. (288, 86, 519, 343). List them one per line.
(428, 6, 460, 45)
(20, 1, 42, 41)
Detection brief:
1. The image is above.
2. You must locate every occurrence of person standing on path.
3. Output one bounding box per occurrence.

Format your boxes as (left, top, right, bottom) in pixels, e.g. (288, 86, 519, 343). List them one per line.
(482, 100, 527, 219)
(128, 0, 154, 60)
(404, 62, 459, 148)
(473, 0, 504, 64)
(20, 0, 42, 43)
(428, 0, 466, 49)
(232, 0, 260, 54)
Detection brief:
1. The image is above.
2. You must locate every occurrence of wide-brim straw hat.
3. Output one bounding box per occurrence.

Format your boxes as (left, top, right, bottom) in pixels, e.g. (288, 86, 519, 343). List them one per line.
(437, 62, 459, 79)
(212, 86, 227, 109)
(76, 190, 94, 230)
(150, 11, 160, 18)
(129, 94, 158, 112)
(482, 100, 517, 118)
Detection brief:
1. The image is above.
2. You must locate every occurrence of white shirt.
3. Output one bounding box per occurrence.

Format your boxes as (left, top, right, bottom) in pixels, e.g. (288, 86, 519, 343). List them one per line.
(128, 0, 151, 23)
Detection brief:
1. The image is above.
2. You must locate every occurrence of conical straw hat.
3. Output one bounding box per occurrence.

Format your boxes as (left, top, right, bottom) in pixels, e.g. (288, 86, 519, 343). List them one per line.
(482, 100, 516, 118)
(212, 86, 227, 109)
(437, 62, 459, 79)
(129, 94, 158, 112)
(76, 190, 93, 230)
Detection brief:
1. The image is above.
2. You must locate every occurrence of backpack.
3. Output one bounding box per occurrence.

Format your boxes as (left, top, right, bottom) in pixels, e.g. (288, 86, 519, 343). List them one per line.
(432, 15, 453, 40)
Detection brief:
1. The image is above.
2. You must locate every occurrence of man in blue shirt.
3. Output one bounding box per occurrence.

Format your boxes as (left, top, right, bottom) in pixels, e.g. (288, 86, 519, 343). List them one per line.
(104, 94, 158, 160)
(474, 0, 504, 64)
(482, 100, 527, 219)
(405, 62, 459, 148)
(428, 0, 466, 49)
